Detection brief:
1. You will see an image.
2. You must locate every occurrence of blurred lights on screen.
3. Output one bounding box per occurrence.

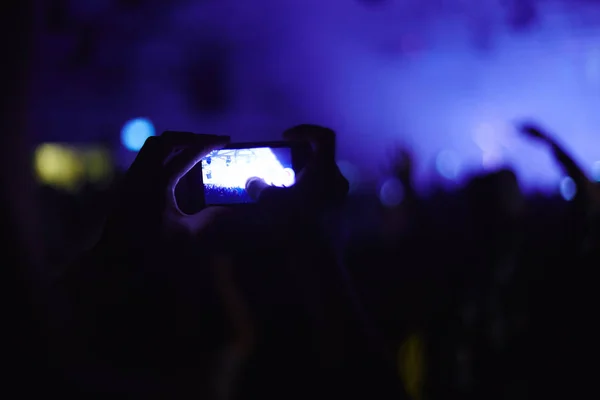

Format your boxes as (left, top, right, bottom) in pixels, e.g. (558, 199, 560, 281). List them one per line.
(379, 177, 404, 207)
(34, 143, 113, 191)
(559, 177, 577, 201)
(592, 161, 600, 182)
(201, 147, 293, 188)
(435, 150, 460, 180)
(121, 117, 155, 151)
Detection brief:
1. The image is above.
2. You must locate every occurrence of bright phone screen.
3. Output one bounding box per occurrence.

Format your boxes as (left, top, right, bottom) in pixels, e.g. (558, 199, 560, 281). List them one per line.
(201, 146, 295, 204)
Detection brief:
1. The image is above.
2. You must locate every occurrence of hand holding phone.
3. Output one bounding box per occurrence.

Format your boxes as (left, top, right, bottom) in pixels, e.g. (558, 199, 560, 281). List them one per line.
(246, 125, 350, 217)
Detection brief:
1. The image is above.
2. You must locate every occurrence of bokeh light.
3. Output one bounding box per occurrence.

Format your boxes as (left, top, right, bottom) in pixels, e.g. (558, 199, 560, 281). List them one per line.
(436, 150, 460, 180)
(83, 148, 114, 184)
(280, 168, 296, 187)
(559, 177, 577, 201)
(379, 177, 404, 207)
(337, 160, 361, 192)
(121, 118, 155, 151)
(34, 144, 115, 191)
(34, 144, 85, 191)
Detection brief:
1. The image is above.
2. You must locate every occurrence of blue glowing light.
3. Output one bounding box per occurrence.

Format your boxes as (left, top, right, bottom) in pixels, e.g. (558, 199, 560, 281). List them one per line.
(121, 118, 155, 151)
(559, 177, 577, 201)
(436, 150, 460, 180)
(380, 177, 404, 207)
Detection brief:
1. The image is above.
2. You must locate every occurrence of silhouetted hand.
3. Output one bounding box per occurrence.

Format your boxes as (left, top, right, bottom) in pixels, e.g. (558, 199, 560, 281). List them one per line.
(519, 123, 549, 142)
(241, 127, 400, 384)
(242, 125, 353, 353)
(518, 122, 600, 239)
(245, 124, 349, 221)
(98, 131, 231, 261)
(51, 131, 240, 396)
(517, 122, 589, 187)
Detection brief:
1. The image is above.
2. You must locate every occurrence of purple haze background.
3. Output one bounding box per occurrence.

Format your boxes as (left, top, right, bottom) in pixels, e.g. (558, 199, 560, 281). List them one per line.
(30, 0, 600, 193)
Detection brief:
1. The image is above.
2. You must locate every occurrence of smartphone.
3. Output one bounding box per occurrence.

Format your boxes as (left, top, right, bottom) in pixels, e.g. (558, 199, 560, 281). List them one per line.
(197, 141, 311, 206)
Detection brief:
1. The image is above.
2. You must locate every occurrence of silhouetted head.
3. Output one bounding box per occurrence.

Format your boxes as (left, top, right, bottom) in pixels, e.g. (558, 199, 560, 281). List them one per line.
(466, 169, 524, 236)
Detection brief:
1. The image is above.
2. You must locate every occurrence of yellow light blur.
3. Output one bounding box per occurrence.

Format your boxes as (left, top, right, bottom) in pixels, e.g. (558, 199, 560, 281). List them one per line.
(83, 148, 113, 183)
(34, 143, 115, 191)
(34, 144, 85, 191)
(398, 333, 425, 400)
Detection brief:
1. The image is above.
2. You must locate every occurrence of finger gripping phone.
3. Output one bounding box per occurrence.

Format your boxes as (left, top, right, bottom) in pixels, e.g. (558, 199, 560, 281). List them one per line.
(197, 141, 310, 206)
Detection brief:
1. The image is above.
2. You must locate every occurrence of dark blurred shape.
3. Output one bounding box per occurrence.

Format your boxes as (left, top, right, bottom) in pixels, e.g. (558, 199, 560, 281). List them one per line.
(471, 21, 495, 53)
(390, 147, 414, 185)
(466, 169, 524, 235)
(116, 0, 145, 9)
(44, 0, 72, 34)
(69, 25, 96, 68)
(506, 0, 538, 32)
(399, 34, 424, 55)
(519, 123, 546, 140)
(1, 0, 64, 394)
(184, 43, 230, 114)
(246, 177, 269, 201)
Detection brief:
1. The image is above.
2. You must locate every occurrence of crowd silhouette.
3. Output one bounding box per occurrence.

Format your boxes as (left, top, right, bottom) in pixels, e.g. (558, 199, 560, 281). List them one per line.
(3, 122, 594, 399)
(204, 185, 254, 204)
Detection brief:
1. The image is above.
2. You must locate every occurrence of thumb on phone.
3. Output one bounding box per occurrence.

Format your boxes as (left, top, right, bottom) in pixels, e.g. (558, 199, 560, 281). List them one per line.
(245, 177, 270, 201)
